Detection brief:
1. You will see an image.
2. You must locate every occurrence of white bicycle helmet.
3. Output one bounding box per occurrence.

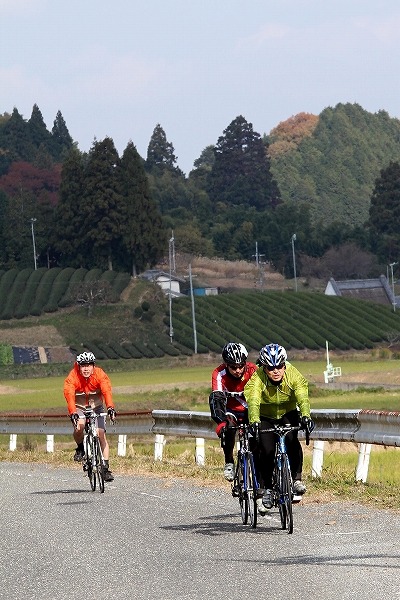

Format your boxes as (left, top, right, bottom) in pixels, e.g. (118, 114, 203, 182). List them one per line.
(222, 342, 248, 365)
(76, 351, 96, 364)
(258, 343, 287, 368)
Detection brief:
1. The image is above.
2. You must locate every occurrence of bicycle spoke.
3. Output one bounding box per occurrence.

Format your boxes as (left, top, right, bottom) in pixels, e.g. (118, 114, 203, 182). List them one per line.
(238, 456, 248, 524)
(85, 435, 96, 491)
(281, 455, 293, 533)
(94, 438, 105, 493)
(246, 453, 257, 528)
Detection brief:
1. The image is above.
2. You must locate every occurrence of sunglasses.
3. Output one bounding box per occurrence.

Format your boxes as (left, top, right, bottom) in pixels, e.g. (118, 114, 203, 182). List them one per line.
(227, 363, 246, 370)
(80, 362, 94, 366)
(265, 363, 285, 371)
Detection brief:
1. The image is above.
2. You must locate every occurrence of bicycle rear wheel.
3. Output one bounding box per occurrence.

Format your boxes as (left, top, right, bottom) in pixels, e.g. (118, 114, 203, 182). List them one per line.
(85, 435, 96, 492)
(237, 456, 248, 524)
(279, 455, 293, 534)
(245, 453, 258, 528)
(93, 437, 105, 493)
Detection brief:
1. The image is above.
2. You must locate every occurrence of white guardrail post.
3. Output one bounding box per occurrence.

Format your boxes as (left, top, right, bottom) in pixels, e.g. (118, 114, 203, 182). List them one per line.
(312, 440, 325, 478)
(46, 435, 54, 453)
(154, 434, 165, 461)
(118, 434, 127, 457)
(355, 443, 372, 483)
(195, 438, 205, 466)
(9, 434, 17, 451)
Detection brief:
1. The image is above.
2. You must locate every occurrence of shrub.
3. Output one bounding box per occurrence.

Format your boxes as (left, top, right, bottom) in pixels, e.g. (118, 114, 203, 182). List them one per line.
(31, 268, 62, 316)
(43, 267, 75, 312)
(0, 344, 13, 365)
(59, 268, 88, 307)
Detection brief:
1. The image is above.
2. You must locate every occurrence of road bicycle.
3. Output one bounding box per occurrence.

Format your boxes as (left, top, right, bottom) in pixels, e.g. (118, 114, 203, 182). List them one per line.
(263, 423, 309, 534)
(228, 422, 260, 528)
(80, 407, 108, 493)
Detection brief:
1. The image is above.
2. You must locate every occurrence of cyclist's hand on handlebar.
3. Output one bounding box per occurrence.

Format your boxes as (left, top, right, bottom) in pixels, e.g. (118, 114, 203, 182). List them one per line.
(249, 422, 260, 442)
(215, 421, 227, 438)
(107, 407, 117, 422)
(70, 413, 79, 428)
(225, 411, 238, 426)
(301, 416, 315, 434)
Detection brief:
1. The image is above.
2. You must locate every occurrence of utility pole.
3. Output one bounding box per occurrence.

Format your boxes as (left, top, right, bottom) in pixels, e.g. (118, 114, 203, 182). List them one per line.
(252, 241, 265, 267)
(389, 262, 398, 312)
(168, 233, 174, 342)
(170, 229, 176, 273)
(30, 218, 37, 270)
(291, 234, 297, 292)
(188, 263, 198, 354)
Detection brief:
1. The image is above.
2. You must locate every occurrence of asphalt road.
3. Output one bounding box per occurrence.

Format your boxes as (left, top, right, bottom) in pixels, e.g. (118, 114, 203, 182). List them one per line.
(0, 462, 399, 600)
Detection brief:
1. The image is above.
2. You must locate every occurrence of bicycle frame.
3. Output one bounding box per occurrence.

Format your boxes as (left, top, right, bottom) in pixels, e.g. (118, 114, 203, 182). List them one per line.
(80, 407, 107, 493)
(231, 423, 259, 528)
(264, 424, 301, 534)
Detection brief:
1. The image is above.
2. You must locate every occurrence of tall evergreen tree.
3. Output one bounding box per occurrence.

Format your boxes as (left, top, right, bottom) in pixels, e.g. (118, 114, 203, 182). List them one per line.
(119, 142, 167, 275)
(29, 104, 52, 152)
(368, 161, 400, 263)
(81, 137, 123, 270)
(208, 115, 281, 210)
(52, 147, 86, 267)
(0, 107, 35, 163)
(51, 110, 74, 161)
(145, 124, 182, 175)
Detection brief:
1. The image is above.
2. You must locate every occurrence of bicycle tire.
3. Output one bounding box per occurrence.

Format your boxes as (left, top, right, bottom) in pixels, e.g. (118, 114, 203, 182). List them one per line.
(238, 455, 249, 524)
(279, 454, 293, 534)
(246, 453, 258, 528)
(93, 437, 105, 493)
(85, 435, 96, 492)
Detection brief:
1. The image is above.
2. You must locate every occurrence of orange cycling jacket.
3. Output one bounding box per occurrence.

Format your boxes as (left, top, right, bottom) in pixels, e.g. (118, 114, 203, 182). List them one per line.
(64, 362, 114, 415)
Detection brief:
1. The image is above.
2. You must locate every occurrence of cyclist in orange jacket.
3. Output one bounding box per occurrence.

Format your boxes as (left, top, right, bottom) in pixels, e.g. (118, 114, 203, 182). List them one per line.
(64, 351, 116, 482)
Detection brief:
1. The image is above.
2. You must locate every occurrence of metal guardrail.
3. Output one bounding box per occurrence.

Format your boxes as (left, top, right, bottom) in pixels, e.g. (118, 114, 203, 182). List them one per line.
(2, 409, 400, 446)
(0, 411, 154, 436)
(2, 408, 400, 483)
(152, 409, 400, 447)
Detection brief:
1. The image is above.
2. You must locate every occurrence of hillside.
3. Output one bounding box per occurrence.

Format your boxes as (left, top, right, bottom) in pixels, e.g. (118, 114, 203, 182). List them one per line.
(1, 264, 400, 370)
(268, 103, 400, 227)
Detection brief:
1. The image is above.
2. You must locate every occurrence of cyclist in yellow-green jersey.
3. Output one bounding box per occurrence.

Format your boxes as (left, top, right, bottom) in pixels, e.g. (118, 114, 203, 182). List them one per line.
(244, 343, 314, 509)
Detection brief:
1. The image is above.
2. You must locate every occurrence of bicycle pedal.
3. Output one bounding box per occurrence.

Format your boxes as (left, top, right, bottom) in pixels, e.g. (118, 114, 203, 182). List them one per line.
(292, 494, 302, 503)
(231, 486, 240, 497)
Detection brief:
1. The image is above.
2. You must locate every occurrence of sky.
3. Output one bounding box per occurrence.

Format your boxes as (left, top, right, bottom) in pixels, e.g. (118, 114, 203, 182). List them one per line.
(2, 0, 400, 175)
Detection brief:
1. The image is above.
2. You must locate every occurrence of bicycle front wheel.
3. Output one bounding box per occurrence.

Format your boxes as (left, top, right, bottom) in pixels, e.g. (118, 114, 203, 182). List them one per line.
(279, 454, 293, 534)
(237, 456, 248, 524)
(245, 453, 258, 528)
(93, 437, 105, 493)
(85, 435, 96, 492)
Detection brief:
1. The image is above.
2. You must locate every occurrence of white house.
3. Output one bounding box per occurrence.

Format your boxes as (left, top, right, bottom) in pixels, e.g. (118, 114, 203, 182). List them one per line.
(325, 275, 396, 307)
(140, 270, 186, 298)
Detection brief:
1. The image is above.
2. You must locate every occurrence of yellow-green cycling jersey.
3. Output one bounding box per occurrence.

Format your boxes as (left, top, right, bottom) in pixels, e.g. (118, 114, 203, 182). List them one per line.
(244, 361, 311, 422)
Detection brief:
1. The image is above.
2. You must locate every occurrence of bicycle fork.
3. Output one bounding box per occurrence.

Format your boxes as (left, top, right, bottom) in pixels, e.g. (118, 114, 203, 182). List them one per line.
(242, 451, 259, 493)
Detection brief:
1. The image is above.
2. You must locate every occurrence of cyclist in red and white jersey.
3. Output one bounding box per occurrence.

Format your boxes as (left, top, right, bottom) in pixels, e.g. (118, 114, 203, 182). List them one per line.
(209, 342, 258, 470)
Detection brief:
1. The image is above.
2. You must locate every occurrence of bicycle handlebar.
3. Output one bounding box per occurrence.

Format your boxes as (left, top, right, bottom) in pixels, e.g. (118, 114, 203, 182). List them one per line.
(78, 411, 108, 419)
(263, 423, 310, 446)
(77, 410, 116, 424)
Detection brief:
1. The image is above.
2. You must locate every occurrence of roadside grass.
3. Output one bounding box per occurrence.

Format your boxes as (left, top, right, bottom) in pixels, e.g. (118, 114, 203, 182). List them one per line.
(1, 382, 400, 415)
(1, 435, 400, 510)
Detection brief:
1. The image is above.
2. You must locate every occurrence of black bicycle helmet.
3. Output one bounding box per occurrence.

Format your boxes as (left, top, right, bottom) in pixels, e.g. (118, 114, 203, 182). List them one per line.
(222, 342, 248, 365)
(258, 343, 287, 368)
(76, 351, 96, 364)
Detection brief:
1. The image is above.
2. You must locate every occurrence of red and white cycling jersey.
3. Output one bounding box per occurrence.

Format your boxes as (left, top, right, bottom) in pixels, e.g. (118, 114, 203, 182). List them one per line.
(211, 362, 258, 413)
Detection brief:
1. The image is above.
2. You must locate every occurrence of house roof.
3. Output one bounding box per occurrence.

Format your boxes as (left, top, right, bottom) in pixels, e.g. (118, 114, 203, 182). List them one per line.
(325, 275, 395, 306)
(140, 269, 186, 284)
